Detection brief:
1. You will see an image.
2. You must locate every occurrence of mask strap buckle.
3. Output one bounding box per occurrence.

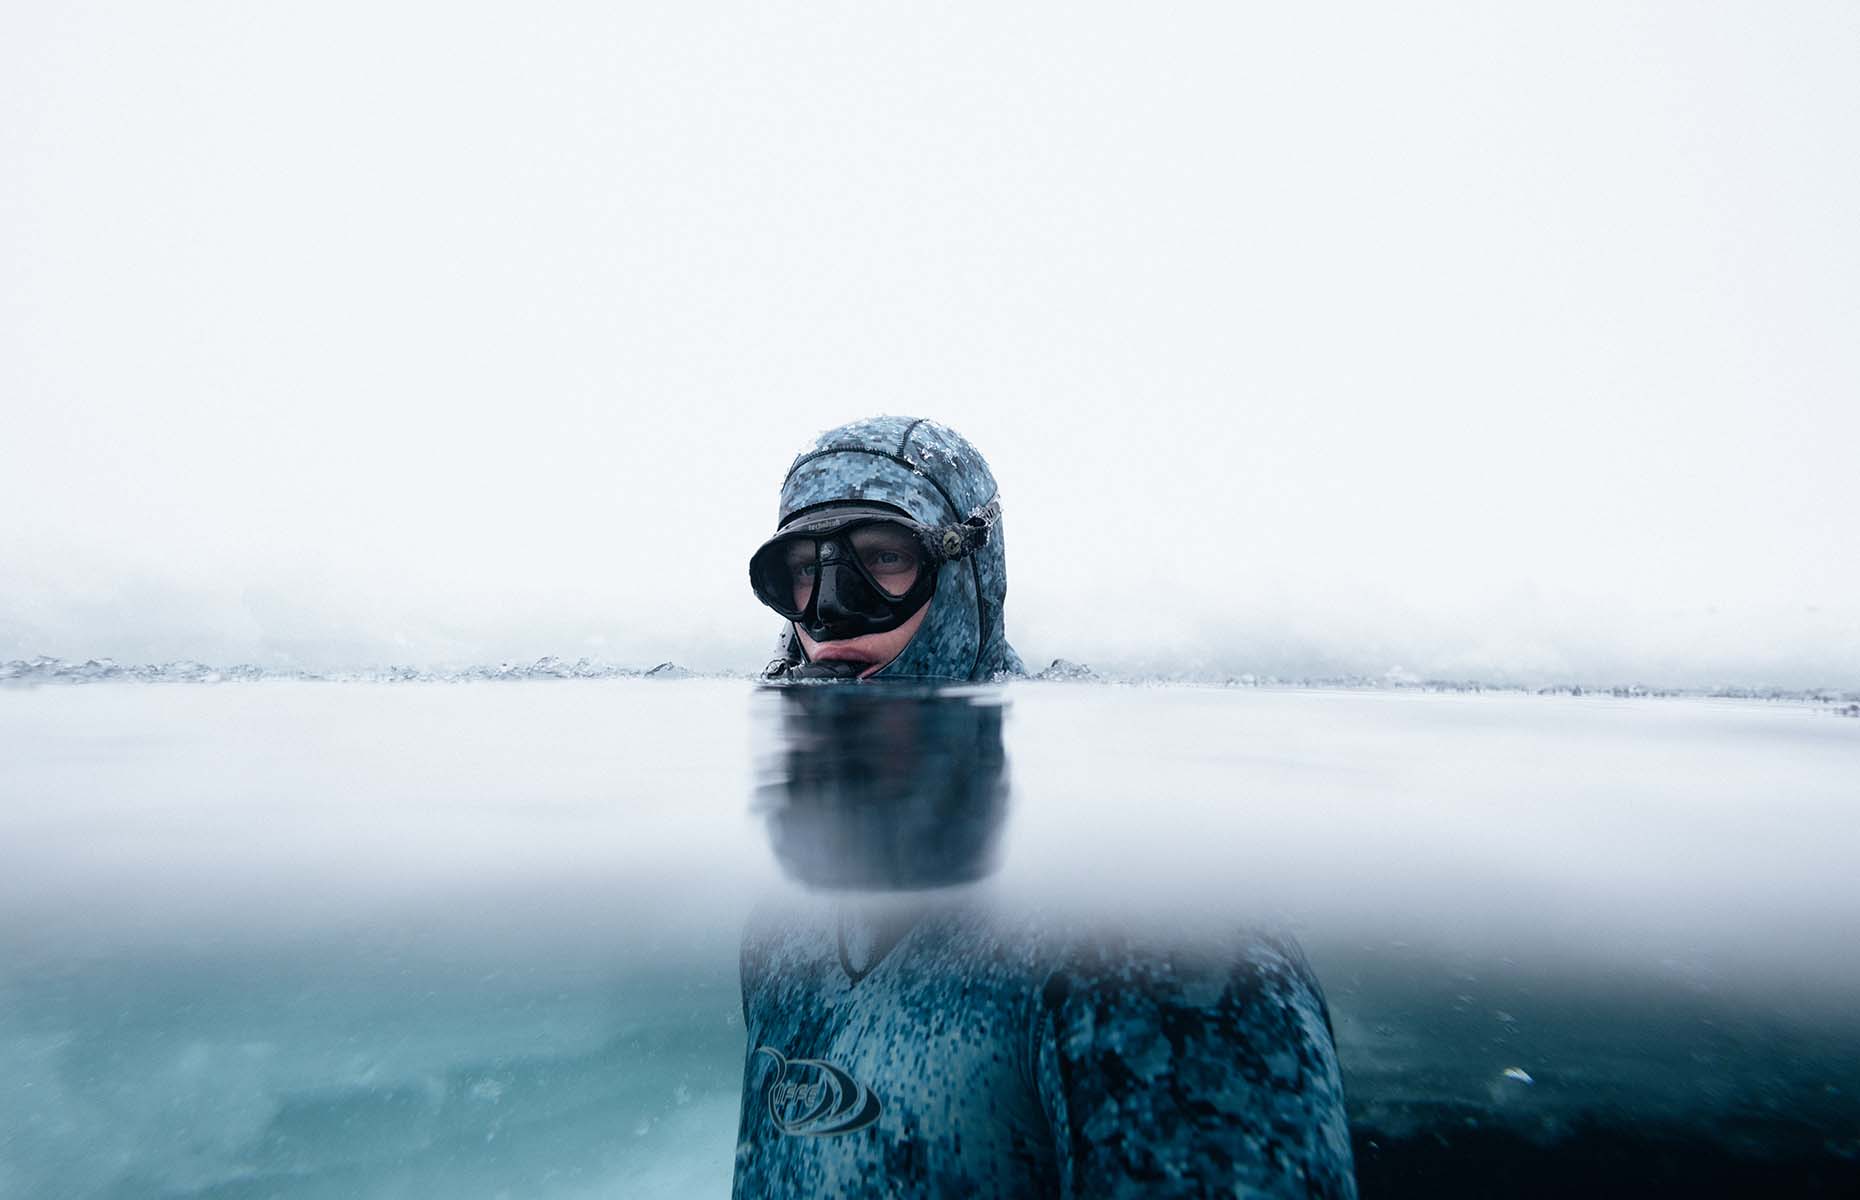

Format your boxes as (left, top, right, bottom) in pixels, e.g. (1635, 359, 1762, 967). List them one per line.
(934, 496, 1001, 561)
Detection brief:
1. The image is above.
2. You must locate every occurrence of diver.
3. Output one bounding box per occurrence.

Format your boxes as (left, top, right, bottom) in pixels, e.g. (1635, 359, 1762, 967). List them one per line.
(735, 416, 1357, 1198)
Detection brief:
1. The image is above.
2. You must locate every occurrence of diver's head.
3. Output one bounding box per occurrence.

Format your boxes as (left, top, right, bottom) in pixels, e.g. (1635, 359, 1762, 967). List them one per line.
(748, 417, 1024, 683)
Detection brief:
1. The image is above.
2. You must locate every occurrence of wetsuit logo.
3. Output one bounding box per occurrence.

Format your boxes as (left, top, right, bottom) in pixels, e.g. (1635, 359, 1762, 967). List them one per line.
(753, 1046, 883, 1136)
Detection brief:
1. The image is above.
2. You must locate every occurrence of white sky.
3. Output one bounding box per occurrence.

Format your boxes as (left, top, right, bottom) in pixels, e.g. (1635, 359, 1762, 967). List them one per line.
(3, 2, 1855, 686)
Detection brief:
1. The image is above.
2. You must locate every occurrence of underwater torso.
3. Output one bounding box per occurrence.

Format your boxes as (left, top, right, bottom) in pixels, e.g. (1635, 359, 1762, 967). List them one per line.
(733, 895, 1358, 1199)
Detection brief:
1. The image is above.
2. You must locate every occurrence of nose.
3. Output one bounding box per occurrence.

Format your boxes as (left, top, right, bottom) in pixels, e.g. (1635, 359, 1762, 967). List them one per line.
(813, 561, 880, 629)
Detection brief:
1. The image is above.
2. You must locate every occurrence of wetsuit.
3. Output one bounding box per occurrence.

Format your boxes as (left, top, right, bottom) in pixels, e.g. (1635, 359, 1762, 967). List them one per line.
(733, 897, 1357, 1198)
(739, 418, 1356, 1195)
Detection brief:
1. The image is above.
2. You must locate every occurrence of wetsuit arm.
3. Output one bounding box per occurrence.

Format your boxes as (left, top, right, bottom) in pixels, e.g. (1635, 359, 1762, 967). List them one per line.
(1033, 930, 1357, 1198)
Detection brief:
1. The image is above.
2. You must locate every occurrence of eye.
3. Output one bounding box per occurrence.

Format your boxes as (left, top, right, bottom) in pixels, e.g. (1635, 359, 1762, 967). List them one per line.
(861, 547, 918, 575)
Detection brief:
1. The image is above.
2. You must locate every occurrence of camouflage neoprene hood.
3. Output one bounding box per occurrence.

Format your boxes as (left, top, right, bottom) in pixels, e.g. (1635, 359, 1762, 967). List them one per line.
(766, 416, 1024, 683)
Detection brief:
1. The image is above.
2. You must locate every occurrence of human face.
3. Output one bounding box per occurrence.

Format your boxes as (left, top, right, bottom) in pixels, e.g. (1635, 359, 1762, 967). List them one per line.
(794, 600, 932, 679)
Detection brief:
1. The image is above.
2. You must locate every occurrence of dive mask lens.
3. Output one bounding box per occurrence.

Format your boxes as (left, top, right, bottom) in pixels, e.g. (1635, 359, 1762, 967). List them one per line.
(748, 517, 930, 622)
(845, 523, 923, 599)
(750, 537, 816, 619)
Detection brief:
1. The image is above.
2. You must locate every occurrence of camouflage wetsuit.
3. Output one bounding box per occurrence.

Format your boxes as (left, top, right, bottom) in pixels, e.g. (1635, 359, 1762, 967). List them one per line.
(733, 898, 1356, 1198)
(738, 418, 1355, 1196)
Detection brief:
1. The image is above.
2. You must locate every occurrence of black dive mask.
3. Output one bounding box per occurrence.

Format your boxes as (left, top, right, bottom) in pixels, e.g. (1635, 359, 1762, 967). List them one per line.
(749, 501, 998, 643)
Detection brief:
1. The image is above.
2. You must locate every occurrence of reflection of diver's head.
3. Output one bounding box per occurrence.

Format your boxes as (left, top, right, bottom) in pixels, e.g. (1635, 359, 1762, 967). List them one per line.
(747, 416, 1024, 682)
(755, 685, 1009, 891)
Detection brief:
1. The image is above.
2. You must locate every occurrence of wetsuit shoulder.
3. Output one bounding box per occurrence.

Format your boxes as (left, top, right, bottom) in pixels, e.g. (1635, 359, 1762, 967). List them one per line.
(1032, 925, 1358, 1198)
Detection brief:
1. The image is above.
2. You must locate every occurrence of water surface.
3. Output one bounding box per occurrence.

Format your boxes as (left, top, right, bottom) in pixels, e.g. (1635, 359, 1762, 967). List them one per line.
(1, 679, 1855, 1196)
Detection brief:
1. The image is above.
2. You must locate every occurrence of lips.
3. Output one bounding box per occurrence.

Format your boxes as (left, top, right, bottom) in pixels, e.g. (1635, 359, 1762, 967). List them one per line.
(808, 643, 882, 664)
(792, 602, 932, 680)
(805, 640, 888, 680)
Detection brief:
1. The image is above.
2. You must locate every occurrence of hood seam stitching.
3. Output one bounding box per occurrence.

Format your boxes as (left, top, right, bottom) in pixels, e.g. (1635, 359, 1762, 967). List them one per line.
(895, 417, 927, 457)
